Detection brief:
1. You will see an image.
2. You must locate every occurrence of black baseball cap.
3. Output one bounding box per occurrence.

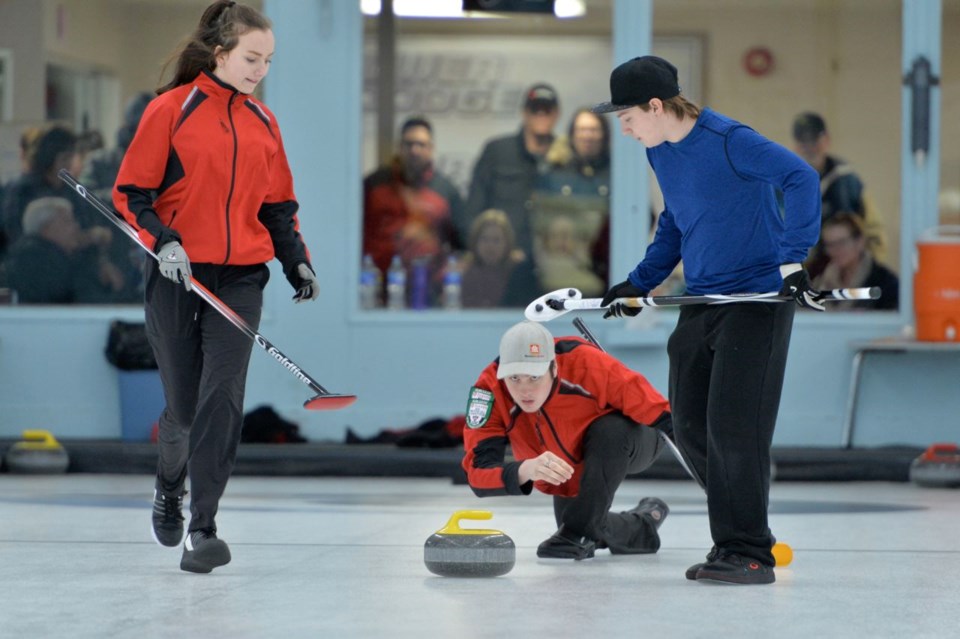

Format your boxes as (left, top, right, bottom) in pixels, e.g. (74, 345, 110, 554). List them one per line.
(524, 83, 559, 111)
(591, 56, 681, 114)
(792, 112, 827, 143)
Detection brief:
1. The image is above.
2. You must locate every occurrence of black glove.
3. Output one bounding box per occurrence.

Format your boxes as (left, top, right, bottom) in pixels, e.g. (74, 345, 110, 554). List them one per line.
(600, 280, 646, 319)
(779, 264, 824, 311)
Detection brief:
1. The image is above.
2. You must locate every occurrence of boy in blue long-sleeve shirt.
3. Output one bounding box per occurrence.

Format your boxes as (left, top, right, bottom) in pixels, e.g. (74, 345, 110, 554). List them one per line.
(593, 56, 822, 585)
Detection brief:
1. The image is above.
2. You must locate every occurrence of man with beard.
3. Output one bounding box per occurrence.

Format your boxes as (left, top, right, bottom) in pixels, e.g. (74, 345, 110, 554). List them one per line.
(464, 83, 561, 257)
(363, 116, 464, 306)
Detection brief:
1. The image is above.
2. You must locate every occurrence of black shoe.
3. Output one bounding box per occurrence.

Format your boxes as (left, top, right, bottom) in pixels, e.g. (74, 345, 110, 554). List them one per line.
(625, 497, 669, 530)
(695, 552, 775, 585)
(180, 529, 232, 573)
(607, 497, 669, 555)
(537, 525, 596, 560)
(151, 490, 186, 547)
(686, 546, 719, 580)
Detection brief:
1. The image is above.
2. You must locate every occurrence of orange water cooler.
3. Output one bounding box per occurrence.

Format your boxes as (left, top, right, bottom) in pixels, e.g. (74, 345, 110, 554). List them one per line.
(914, 226, 960, 341)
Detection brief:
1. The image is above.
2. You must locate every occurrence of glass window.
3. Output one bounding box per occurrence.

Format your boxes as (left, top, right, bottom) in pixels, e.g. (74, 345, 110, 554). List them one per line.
(361, 2, 613, 311)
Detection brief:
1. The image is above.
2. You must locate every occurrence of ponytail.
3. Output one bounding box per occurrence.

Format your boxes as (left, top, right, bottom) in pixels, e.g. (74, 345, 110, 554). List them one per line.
(156, 1, 271, 94)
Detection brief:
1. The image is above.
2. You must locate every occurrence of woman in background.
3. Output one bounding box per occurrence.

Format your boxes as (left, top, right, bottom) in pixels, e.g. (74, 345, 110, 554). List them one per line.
(813, 212, 899, 310)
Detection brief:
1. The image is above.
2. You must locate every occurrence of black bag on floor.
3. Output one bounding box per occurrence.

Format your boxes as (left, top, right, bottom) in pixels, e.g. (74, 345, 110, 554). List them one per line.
(105, 320, 157, 370)
(242, 405, 307, 444)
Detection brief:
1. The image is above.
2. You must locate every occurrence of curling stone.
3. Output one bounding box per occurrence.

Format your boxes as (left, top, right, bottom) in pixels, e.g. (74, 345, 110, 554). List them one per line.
(4, 430, 70, 474)
(424, 510, 515, 578)
(909, 443, 960, 488)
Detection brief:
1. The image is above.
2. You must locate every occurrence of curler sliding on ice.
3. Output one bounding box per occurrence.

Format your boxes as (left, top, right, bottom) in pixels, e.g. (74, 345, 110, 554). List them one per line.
(59, 170, 356, 411)
(525, 286, 881, 322)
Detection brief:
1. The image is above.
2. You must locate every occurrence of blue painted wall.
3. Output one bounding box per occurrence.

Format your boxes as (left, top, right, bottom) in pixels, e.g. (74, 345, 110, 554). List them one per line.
(0, 1, 956, 447)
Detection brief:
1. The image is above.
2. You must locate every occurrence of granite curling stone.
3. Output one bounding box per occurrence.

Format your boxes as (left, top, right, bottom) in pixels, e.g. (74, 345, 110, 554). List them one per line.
(4, 430, 70, 474)
(424, 510, 515, 578)
(909, 443, 960, 488)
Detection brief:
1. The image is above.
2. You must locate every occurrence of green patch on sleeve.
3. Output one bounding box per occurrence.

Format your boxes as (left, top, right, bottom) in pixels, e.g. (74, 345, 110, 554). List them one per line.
(465, 386, 494, 429)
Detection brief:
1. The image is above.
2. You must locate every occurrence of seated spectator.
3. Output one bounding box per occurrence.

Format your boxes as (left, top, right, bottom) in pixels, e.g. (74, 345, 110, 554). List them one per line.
(536, 214, 605, 297)
(461, 209, 524, 308)
(2, 124, 141, 301)
(791, 112, 889, 278)
(363, 116, 463, 302)
(1, 126, 46, 282)
(813, 212, 899, 311)
(2, 125, 90, 246)
(5, 197, 130, 304)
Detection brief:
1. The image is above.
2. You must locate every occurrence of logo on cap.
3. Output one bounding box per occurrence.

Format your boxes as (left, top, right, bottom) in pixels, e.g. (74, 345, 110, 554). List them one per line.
(529, 343, 542, 357)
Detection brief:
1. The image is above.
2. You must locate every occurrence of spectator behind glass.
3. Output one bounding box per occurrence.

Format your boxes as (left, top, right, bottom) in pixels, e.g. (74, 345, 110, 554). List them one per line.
(535, 214, 605, 297)
(535, 107, 612, 285)
(2, 124, 143, 302)
(0, 126, 45, 270)
(464, 83, 561, 258)
(2, 125, 90, 248)
(82, 92, 154, 202)
(363, 115, 463, 304)
(791, 111, 889, 278)
(4, 197, 128, 303)
(460, 209, 524, 308)
(813, 212, 899, 311)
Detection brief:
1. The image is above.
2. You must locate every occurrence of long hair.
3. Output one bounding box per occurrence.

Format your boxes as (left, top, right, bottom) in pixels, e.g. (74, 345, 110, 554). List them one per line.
(567, 108, 610, 165)
(157, 1, 271, 94)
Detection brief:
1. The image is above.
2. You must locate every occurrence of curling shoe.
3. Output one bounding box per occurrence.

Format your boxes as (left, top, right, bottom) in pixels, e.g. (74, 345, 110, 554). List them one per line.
(537, 525, 596, 560)
(180, 529, 232, 574)
(151, 490, 186, 547)
(625, 497, 669, 529)
(695, 552, 775, 585)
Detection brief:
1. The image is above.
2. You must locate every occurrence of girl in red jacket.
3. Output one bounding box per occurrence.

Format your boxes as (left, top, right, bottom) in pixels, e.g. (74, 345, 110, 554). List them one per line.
(114, 1, 319, 573)
(463, 321, 673, 559)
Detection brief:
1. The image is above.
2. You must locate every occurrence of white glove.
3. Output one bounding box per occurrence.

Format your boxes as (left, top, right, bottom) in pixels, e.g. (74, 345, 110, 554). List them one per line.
(157, 241, 192, 292)
(293, 263, 319, 303)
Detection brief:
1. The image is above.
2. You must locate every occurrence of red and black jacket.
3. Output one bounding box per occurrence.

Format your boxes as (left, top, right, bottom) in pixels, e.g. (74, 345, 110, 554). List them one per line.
(462, 337, 670, 498)
(113, 71, 311, 287)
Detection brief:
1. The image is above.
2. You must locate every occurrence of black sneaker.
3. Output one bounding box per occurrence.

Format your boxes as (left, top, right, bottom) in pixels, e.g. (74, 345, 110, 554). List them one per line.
(625, 497, 669, 529)
(151, 490, 186, 547)
(180, 530, 232, 574)
(686, 546, 719, 580)
(537, 525, 596, 560)
(695, 552, 775, 585)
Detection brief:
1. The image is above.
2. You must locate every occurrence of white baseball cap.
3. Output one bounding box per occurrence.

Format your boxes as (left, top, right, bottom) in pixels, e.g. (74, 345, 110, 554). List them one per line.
(497, 321, 555, 379)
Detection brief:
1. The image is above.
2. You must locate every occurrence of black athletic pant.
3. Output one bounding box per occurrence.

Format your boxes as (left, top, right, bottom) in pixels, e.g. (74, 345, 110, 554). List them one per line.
(667, 302, 795, 566)
(145, 260, 270, 533)
(552, 413, 665, 552)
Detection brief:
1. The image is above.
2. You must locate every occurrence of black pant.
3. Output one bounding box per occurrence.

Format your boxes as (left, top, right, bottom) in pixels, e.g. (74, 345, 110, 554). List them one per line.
(667, 302, 795, 566)
(552, 413, 664, 552)
(145, 261, 269, 533)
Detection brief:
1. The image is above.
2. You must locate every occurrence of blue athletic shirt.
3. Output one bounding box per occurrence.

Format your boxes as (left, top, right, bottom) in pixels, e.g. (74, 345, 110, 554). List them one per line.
(628, 108, 821, 295)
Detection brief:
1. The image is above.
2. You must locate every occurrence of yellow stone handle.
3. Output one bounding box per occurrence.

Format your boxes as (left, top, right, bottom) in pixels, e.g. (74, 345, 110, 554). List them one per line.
(436, 510, 503, 536)
(17, 429, 62, 450)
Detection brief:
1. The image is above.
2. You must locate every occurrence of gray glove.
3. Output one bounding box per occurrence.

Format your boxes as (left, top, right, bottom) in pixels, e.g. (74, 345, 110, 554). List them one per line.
(293, 263, 320, 303)
(157, 241, 192, 292)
